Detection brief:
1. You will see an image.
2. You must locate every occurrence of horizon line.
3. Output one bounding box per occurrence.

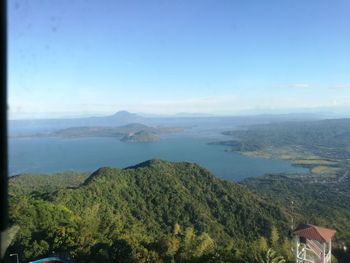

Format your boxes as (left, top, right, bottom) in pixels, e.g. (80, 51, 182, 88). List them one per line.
(8, 107, 350, 121)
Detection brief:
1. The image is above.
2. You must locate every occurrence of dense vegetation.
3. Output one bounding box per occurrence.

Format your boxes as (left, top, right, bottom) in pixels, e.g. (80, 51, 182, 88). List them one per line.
(243, 174, 350, 243)
(9, 171, 89, 195)
(7, 160, 293, 262)
(243, 172, 350, 263)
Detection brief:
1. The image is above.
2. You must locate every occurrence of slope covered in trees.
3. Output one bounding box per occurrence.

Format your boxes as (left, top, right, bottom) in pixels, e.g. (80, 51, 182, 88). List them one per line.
(243, 173, 350, 244)
(9, 171, 89, 195)
(7, 160, 290, 262)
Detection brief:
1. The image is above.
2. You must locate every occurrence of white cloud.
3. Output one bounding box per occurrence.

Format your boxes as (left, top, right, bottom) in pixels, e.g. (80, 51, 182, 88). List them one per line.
(281, 83, 311, 89)
(330, 84, 350, 90)
(290, 83, 310, 88)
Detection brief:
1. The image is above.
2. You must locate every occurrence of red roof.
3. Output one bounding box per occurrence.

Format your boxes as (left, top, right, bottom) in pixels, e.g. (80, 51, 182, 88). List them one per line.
(293, 224, 336, 243)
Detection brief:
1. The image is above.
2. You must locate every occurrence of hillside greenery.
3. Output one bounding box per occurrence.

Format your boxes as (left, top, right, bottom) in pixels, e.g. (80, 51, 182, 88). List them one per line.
(7, 160, 292, 262)
(243, 174, 350, 243)
(8, 171, 89, 196)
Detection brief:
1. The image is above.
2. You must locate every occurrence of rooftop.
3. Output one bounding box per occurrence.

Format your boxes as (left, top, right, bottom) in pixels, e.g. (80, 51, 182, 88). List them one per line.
(293, 224, 336, 243)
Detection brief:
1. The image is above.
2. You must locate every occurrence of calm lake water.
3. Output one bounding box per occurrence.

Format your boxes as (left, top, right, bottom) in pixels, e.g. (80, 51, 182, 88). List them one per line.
(9, 136, 307, 181)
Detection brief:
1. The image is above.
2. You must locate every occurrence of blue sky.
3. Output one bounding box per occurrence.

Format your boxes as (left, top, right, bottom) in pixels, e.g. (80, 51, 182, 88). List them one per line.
(8, 0, 350, 118)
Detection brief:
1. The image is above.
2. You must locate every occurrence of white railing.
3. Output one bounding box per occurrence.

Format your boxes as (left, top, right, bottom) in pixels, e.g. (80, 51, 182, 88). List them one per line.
(296, 257, 316, 263)
(306, 239, 323, 258)
(296, 248, 320, 263)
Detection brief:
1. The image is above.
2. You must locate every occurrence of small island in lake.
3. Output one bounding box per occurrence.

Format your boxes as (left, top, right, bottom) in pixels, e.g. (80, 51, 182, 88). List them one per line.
(121, 130, 160, 143)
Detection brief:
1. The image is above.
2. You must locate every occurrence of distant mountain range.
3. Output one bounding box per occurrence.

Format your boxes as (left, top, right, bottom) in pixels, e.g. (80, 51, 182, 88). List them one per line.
(9, 111, 147, 136)
(10, 110, 145, 127)
(9, 110, 329, 137)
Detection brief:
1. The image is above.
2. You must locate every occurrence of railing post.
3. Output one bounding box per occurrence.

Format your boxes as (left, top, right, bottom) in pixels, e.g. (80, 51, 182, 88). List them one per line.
(294, 237, 299, 263)
(322, 242, 326, 263)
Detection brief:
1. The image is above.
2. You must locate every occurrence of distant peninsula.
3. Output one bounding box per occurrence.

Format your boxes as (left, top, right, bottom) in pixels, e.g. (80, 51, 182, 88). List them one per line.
(28, 123, 183, 143)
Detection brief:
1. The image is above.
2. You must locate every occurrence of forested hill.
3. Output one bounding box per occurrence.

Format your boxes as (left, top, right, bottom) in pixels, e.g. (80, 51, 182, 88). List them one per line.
(56, 159, 287, 241)
(8, 160, 289, 262)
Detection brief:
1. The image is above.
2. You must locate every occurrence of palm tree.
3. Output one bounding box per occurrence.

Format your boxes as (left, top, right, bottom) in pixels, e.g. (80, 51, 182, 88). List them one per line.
(256, 248, 286, 263)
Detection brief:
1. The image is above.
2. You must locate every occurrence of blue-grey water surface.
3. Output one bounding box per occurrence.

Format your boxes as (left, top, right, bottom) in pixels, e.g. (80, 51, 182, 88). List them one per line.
(9, 136, 307, 181)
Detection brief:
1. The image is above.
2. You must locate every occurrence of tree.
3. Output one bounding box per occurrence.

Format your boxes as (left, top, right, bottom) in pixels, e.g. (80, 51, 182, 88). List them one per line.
(257, 248, 286, 263)
(279, 238, 292, 261)
(252, 237, 269, 254)
(270, 226, 279, 248)
(192, 232, 215, 258)
(173, 223, 181, 236)
(31, 240, 49, 259)
(110, 239, 134, 263)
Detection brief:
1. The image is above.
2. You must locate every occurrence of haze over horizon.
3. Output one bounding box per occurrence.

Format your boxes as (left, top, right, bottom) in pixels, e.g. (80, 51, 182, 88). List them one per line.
(8, 0, 350, 119)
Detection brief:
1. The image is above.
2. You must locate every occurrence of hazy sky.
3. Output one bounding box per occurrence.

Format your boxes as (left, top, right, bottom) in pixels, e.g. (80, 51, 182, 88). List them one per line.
(8, 0, 350, 118)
